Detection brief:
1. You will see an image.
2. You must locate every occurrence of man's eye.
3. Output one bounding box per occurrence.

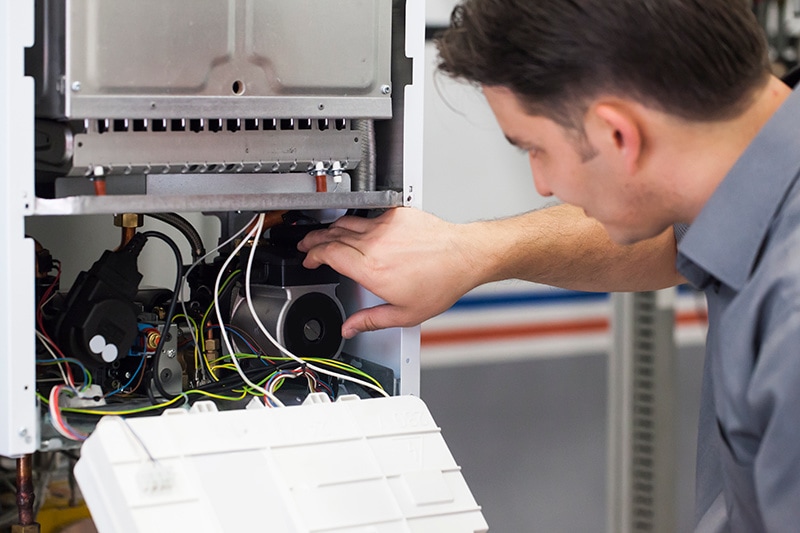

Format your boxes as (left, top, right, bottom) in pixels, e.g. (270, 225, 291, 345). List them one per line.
(516, 146, 533, 155)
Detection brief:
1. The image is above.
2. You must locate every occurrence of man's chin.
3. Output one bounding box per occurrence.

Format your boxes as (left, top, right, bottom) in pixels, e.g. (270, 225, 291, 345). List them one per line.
(603, 224, 645, 246)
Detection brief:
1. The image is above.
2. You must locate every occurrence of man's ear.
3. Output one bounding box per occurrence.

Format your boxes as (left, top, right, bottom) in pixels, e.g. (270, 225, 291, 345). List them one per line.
(586, 102, 643, 176)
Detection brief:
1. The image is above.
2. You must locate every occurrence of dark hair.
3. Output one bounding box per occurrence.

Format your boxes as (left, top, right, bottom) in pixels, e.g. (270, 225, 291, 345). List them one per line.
(436, 0, 771, 129)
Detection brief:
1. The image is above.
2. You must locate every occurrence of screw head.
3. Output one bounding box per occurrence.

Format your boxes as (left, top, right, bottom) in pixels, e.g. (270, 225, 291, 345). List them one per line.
(381, 85, 391, 95)
(71, 81, 81, 92)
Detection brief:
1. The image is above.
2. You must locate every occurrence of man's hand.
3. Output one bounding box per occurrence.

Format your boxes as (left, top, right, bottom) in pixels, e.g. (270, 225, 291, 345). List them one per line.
(298, 208, 482, 338)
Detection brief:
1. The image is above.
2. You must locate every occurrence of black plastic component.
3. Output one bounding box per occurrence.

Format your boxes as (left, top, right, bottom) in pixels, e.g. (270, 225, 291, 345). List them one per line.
(340, 353, 396, 397)
(243, 224, 339, 287)
(135, 288, 175, 314)
(54, 235, 146, 364)
(283, 292, 344, 359)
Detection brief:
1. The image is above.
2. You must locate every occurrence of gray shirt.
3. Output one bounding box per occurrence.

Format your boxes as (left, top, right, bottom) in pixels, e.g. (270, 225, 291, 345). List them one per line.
(677, 84, 800, 532)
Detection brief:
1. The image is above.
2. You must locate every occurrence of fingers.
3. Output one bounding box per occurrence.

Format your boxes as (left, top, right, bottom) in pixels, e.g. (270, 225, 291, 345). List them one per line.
(301, 240, 376, 285)
(341, 304, 413, 338)
(329, 214, 380, 233)
(298, 222, 363, 252)
(298, 209, 401, 251)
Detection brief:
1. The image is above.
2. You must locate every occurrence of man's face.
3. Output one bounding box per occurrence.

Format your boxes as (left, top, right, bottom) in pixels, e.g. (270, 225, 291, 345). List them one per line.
(483, 85, 669, 244)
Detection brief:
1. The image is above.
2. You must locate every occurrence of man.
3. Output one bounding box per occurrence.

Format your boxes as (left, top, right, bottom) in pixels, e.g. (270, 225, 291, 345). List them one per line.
(299, 0, 800, 530)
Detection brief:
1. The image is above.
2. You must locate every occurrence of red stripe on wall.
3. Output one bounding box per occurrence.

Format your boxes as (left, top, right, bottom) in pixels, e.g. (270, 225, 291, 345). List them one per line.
(421, 310, 707, 347)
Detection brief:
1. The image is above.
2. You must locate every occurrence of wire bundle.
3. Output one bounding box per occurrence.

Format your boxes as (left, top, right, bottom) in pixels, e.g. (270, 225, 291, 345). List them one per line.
(48, 385, 88, 441)
(37, 211, 389, 441)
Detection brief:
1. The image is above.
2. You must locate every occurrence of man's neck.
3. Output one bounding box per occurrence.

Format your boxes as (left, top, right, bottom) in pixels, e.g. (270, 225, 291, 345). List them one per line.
(665, 75, 792, 223)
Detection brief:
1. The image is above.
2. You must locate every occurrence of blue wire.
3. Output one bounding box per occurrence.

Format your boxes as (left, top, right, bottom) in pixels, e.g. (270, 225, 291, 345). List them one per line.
(103, 353, 147, 399)
(208, 325, 272, 366)
(36, 357, 91, 390)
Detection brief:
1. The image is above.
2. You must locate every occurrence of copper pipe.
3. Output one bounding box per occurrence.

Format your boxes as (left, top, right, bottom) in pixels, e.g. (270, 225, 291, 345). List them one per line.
(315, 173, 327, 192)
(16, 454, 35, 526)
(119, 226, 136, 249)
(242, 210, 288, 236)
(262, 210, 288, 230)
(117, 224, 136, 250)
(93, 177, 107, 196)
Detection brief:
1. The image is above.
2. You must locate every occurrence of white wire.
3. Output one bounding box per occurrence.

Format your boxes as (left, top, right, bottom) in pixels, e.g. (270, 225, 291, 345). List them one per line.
(243, 217, 390, 399)
(48, 385, 86, 441)
(213, 214, 285, 407)
(36, 330, 71, 388)
(176, 211, 388, 401)
(179, 214, 259, 357)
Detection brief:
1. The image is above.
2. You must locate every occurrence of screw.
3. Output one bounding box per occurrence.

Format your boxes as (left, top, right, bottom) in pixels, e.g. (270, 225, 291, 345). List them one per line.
(380, 85, 391, 95)
(166, 349, 176, 359)
(71, 81, 81, 92)
(303, 319, 323, 342)
(18, 427, 27, 437)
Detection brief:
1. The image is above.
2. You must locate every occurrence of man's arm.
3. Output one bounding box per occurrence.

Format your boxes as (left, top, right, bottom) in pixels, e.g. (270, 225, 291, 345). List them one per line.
(299, 204, 684, 338)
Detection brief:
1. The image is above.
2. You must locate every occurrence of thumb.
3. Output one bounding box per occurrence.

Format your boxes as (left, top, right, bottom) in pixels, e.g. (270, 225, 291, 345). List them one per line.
(341, 304, 411, 339)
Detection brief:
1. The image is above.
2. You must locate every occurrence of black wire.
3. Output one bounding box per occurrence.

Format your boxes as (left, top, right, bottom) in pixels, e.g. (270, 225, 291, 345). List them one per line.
(197, 359, 301, 396)
(210, 270, 241, 328)
(145, 213, 206, 260)
(140, 230, 183, 401)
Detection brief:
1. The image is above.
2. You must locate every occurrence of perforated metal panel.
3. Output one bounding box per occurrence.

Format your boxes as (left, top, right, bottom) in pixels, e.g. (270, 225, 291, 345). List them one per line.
(608, 291, 677, 533)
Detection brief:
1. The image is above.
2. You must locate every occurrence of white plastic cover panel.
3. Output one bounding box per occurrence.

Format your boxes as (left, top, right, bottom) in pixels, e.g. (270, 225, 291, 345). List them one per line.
(74, 395, 488, 532)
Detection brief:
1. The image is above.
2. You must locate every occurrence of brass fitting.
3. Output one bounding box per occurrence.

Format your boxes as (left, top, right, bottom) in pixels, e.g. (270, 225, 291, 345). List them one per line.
(113, 213, 143, 228)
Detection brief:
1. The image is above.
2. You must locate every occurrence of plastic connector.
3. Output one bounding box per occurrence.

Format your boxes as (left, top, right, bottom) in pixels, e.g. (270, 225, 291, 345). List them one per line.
(135, 462, 174, 495)
(329, 160, 343, 184)
(302, 392, 332, 405)
(66, 384, 107, 407)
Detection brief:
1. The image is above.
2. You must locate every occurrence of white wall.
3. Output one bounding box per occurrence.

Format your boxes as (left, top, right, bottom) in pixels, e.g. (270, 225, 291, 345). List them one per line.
(422, 42, 550, 223)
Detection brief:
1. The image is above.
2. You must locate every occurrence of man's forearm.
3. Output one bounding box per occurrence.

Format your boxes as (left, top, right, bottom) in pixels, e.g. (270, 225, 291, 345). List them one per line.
(458, 203, 684, 292)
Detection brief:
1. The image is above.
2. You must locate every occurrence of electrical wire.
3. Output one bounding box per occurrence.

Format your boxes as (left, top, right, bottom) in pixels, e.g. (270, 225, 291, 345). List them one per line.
(242, 215, 390, 399)
(217, 354, 385, 392)
(210, 325, 263, 359)
(35, 353, 92, 392)
(48, 385, 88, 441)
(172, 313, 201, 383)
(179, 214, 259, 374)
(35, 332, 71, 387)
(145, 213, 205, 260)
(139, 231, 184, 401)
(103, 353, 147, 399)
(39, 353, 379, 426)
(213, 215, 284, 407)
(199, 269, 242, 354)
(35, 262, 78, 387)
(37, 386, 255, 417)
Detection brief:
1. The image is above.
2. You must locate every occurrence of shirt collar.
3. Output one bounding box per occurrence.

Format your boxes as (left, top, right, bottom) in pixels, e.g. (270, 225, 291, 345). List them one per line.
(677, 85, 800, 291)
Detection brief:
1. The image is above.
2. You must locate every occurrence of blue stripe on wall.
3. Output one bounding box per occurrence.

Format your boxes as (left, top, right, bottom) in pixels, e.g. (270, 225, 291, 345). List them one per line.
(451, 285, 699, 311)
(451, 290, 608, 311)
